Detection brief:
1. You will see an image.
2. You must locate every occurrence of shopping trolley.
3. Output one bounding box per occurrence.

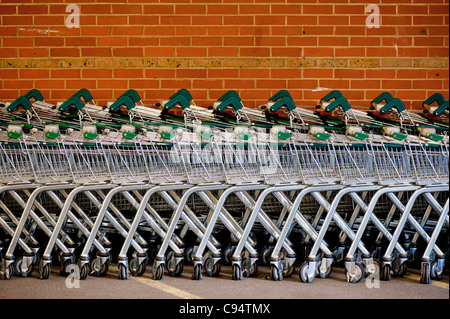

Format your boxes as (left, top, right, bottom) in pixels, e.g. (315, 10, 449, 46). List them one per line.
(0, 124, 80, 279)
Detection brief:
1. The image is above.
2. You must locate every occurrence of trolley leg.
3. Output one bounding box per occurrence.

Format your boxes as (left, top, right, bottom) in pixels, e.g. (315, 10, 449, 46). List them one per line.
(152, 183, 228, 280)
(192, 184, 267, 280)
(381, 185, 448, 281)
(420, 200, 448, 284)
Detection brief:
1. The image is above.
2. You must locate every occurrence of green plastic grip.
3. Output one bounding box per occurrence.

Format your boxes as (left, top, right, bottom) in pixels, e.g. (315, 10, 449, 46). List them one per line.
(320, 90, 344, 104)
(22, 123, 34, 129)
(58, 96, 86, 112)
(110, 95, 136, 112)
(277, 131, 292, 140)
(323, 97, 352, 113)
(94, 122, 122, 129)
(7, 131, 23, 139)
(169, 89, 193, 103)
(7, 96, 34, 112)
(423, 93, 446, 108)
(160, 131, 176, 140)
(424, 133, 444, 142)
(237, 132, 253, 140)
(164, 94, 190, 110)
(72, 88, 94, 104)
(389, 132, 408, 141)
(122, 131, 138, 140)
(200, 131, 214, 140)
(24, 89, 45, 102)
(378, 98, 406, 114)
(371, 92, 394, 107)
(314, 132, 331, 141)
(432, 100, 449, 116)
(423, 93, 449, 116)
(83, 132, 99, 140)
(269, 90, 292, 102)
(121, 89, 142, 104)
(45, 131, 60, 139)
(218, 90, 241, 102)
(352, 131, 369, 141)
(215, 96, 243, 113)
(269, 97, 297, 113)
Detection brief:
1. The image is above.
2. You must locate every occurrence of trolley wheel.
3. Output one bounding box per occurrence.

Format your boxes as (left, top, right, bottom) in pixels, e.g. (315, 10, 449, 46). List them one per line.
(184, 246, 194, 265)
(232, 264, 242, 281)
(345, 263, 364, 283)
(40, 263, 51, 280)
(166, 251, 183, 277)
(430, 260, 443, 281)
(14, 257, 33, 277)
(299, 262, 314, 283)
(380, 263, 391, 281)
(271, 265, 282, 281)
(60, 258, 72, 277)
(420, 262, 431, 284)
(392, 258, 407, 277)
(130, 257, 147, 277)
(222, 246, 235, 265)
(3, 263, 14, 280)
(118, 264, 129, 280)
(365, 259, 381, 277)
(283, 263, 295, 278)
(32, 252, 41, 266)
(90, 257, 109, 277)
(247, 260, 258, 277)
(153, 263, 164, 281)
(317, 260, 332, 279)
(192, 264, 203, 280)
(260, 246, 273, 266)
(205, 257, 221, 277)
(242, 257, 257, 277)
(79, 263, 89, 280)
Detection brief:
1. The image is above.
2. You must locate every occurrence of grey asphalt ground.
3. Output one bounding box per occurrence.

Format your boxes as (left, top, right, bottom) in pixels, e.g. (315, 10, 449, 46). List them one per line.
(0, 262, 448, 300)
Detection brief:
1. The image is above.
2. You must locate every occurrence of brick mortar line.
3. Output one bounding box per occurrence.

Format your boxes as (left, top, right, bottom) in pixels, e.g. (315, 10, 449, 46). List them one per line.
(0, 57, 448, 69)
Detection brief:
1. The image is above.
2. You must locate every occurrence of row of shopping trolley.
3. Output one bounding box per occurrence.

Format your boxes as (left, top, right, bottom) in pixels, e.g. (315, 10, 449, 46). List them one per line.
(0, 87, 448, 285)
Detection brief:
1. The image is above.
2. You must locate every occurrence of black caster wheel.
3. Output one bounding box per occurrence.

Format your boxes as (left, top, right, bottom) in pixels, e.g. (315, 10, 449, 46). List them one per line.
(222, 246, 235, 265)
(420, 262, 431, 284)
(118, 264, 129, 280)
(430, 260, 443, 281)
(299, 262, 314, 283)
(317, 260, 332, 279)
(260, 246, 273, 266)
(3, 264, 14, 280)
(364, 259, 381, 278)
(184, 246, 194, 265)
(79, 263, 89, 280)
(153, 263, 164, 280)
(242, 257, 258, 277)
(166, 251, 183, 277)
(345, 263, 364, 283)
(90, 257, 109, 277)
(381, 263, 391, 281)
(271, 265, 282, 281)
(205, 257, 221, 277)
(192, 264, 203, 280)
(283, 263, 295, 278)
(392, 258, 407, 277)
(14, 257, 33, 277)
(130, 257, 147, 277)
(40, 263, 51, 280)
(232, 264, 242, 280)
(59, 258, 72, 277)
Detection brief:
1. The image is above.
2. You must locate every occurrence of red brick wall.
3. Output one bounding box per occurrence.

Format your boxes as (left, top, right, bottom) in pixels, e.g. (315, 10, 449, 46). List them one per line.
(1, 0, 449, 109)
